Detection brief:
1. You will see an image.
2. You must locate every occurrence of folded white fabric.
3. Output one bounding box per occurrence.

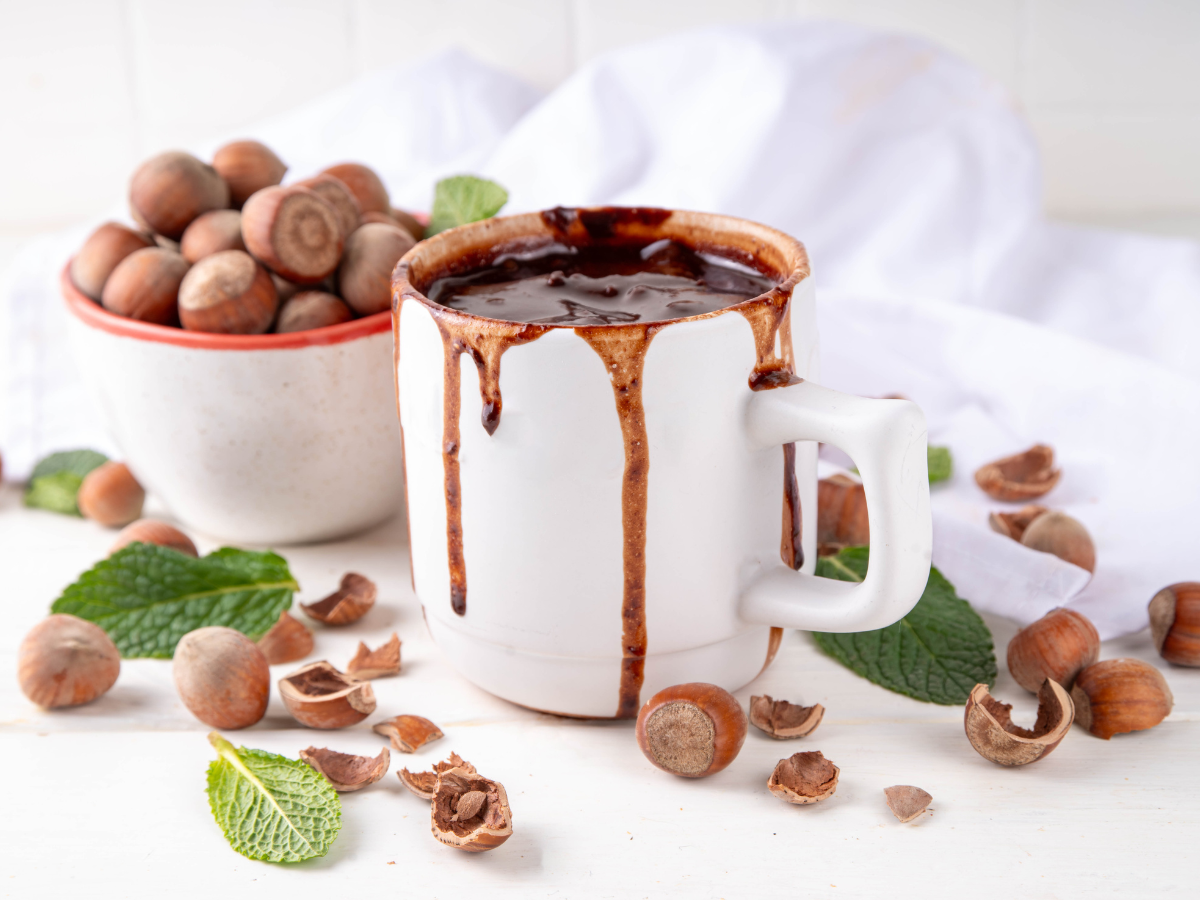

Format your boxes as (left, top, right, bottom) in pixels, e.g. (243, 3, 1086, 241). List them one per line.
(2, 23, 1196, 639)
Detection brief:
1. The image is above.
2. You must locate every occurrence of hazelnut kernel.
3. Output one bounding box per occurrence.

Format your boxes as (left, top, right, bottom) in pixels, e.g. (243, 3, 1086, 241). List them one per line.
(18, 614, 120, 709)
(1006, 608, 1099, 693)
(173, 627, 270, 729)
(78, 461, 145, 528)
(635, 683, 747, 777)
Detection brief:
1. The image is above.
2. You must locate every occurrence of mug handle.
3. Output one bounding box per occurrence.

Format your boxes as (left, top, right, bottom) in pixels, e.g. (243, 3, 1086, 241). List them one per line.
(740, 380, 932, 632)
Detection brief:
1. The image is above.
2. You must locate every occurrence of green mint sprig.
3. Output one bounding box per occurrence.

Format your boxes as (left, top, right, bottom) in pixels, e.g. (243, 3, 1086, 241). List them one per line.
(24, 449, 109, 515)
(927, 445, 953, 484)
(427, 175, 508, 236)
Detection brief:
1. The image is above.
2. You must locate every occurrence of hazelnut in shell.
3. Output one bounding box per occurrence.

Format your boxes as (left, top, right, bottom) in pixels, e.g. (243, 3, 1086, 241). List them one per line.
(1071, 658, 1173, 739)
(241, 185, 342, 284)
(110, 519, 197, 557)
(129, 151, 229, 239)
(78, 461, 145, 527)
(320, 162, 389, 213)
(635, 682, 747, 777)
(101, 247, 189, 325)
(275, 291, 354, 333)
(173, 626, 270, 729)
(71, 223, 153, 299)
(337, 222, 415, 316)
(294, 174, 361, 239)
(180, 209, 245, 263)
(817, 473, 869, 554)
(390, 207, 426, 242)
(1006, 607, 1099, 692)
(178, 250, 278, 334)
(18, 614, 120, 709)
(212, 140, 287, 208)
(279, 660, 376, 729)
(1148, 582, 1200, 666)
(1020, 511, 1096, 573)
(964, 680, 1073, 766)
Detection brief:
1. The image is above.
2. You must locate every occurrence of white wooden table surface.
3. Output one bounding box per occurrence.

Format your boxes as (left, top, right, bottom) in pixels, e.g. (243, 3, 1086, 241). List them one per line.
(1, 483, 1194, 899)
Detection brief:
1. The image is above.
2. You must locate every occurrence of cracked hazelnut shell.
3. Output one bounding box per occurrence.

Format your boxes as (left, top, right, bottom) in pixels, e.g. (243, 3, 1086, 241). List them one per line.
(300, 573, 376, 625)
(430, 760, 513, 852)
(1007, 608, 1099, 692)
(337, 222, 415, 316)
(241, 185, 343, 284)
(1149, 582, 1200, 666)
(319, 162, 389, 214)
(884, 785, 932, 823)
(110, 519, 197, 557)
(212, 140, 286, 209)
(768, 751, 839, 804)
(373, 714, 443, 753)
(101, 246, 189, 325)
(974, 444, 1061, 501)
(130, 151, 229, 239)
(988, 504, 1048, 542)
(279, 660, 376, 729)
(71, 223, 154, 300)
(173, 626, 270, 729)
(964, 680, 1073, 765)
(347, 633, 401, 679)
(399, 753, 472, 800)
(180, 209, 245, 263)
(18, 614, 120, 709)
(256, 611, 313, 665)
(78, 461, 145, 527)
(178, 250, 278, 334)
(635, 683, 747, 778)
(299, 746, 390, 792)
(1071, 658, 1173, 739)
(1020, 511, 1096, 573)
(749, 695, 824, 739)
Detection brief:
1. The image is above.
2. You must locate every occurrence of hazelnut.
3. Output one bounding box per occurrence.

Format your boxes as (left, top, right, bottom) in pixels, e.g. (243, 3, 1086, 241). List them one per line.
(18, 614, 120, 709)
(768, 751, 839, 804)
(361, 210, 401, 227)
(173, 626, 270, 729)
(78, 461, 145, 527)
(70, 223, 154, 299)
(270, 272, 301, 303)
(1148, 582, 1200, 666)
(1020, 511, 1095, 573)
(430, 758, 513, 852)
(129, 151, 229, 239)
(964, 680, 1073, 765)
(635, 682, 747, 777)
(101, 247, 189, 325)
(299, 572, 376, 625)
(110, 518, 197, 557)
(275, 291, 354, 333)
(180, 209, 245, 263)
(299, 746, 390, 792)
(373, 714, 443, 753)
(337, 222, 416, 316)
(399, 753, 473, 800)
(294, 174, 361, 239)
(817, 473, 868, 555)
(974, 444, 1061, 501)
(241, 185, 343, 284)
(256, 610, 313, 665)
(346, 632, 401, 679)
(178, 250, 278, 334)
(748, 694, 824, 739)
(987, 504, 1048, 542)
(390, 207, 426, 242)
(319, 162, 389, 214)
(153, 234, 181, 253)
(1071, 658, 1173, 739)
(884, 785, 932, 823)
(1006, 608, 1099, 692)
(279, 660, 376, 729)
(211, 140, 287, 209)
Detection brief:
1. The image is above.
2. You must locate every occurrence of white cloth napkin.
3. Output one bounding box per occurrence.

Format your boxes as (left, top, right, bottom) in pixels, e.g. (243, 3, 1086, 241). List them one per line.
(2, 23, 1197, 639)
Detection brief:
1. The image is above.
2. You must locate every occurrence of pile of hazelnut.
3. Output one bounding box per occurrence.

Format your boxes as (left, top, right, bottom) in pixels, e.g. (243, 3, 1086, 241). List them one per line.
(69, 142, 425, 335)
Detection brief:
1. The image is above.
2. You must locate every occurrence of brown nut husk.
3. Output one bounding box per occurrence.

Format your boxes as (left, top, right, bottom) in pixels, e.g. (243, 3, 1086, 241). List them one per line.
(300, 573, 377, 625)
(275, 291, 353, 333)
(1149, 582, 1200, 666)
(129, 151, 230, 239)
(241, 185, 343, 284)
(884, 785, 932, 823)
(974, 444, 1061, 501)
(964, 680, 1073, 765)
(1007, 608, 1100, 692)
(347, 633, 401, 679)
(71, 223, 154, 299)
(398, 752, 475, 800)
(1071, 658, 1173, 739)
(178, 249, 278, 335)
(320, 162, 390, 214)
(337, 222, 415, 316)
(101, 246, 189, 325)
(109, 519, 197, 557)
(817, 473, 869, 555)
(212, 140, 287, 209)
(18, 614, 121, 709)
(173, 627, 270, 729)
(636, 683, 747, 778)
(299, 746, 390, 792)
(180, 209, 245, 263)
(78, 461, 145, 527)
(431, 760, 513, 852)
(256, 611, 314, 665)
(749, 695, 824, 739)
(373, 714, 443, 753)
(1020, 511, 1096, 573)
(768, 751, 839, 804)
(987, 504, 1048, 542)
(279, 660, 376, 729)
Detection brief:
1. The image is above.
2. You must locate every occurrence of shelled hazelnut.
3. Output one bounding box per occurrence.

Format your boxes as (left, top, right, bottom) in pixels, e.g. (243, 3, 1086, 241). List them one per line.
(101, 247, 189, 325)
(337, 222, 416, 316)
(180, 210, 245, 263)
(1006, 608, 1099, 692)
(635, 683, 747, 777)
(320, 162, 389, 214)
(78, 461, 145, 527)
(241, 185, 343, 284)
(212, 140, 287, 209)
(129, 151, 229, 239)
(294, 174, 361, 239)
(1071, 658, 1173, 739)
(178, 250, 278, 335)
(173, 627, 270, 729)
(275, 291, 353, 333)
(70, 223, 154, 300)
(18, 614, 120, 709)
(1148, 583, 1200, 666)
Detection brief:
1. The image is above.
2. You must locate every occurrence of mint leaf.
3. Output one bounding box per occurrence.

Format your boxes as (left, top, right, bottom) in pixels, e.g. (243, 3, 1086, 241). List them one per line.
(927, 445, 953, 484)
(50, 543, 298, 658)
(428, 175, 508, 236)
(206, 733, 341, 863)
(812, 547, 996, 705)
(24, 449, 108, 514)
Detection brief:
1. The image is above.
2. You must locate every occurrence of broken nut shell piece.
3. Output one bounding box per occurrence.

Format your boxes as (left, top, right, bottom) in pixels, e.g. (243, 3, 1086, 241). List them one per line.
(964, 680, 1073, 765)
(884, 785, 932, 823)
(749, 695, 824, 739)
(373, 714, 444, 753)
(300, 573, 377, 625)
(431, 761, 513, 852)
(974, 444, 1061, 501)
(279, 660, 376, 729)
(1071, 658, 1173, 739)
(1149, 582, 1200, 666)
(768, 751, 839, 804)
(256, 611, 314, 665)
(636, 683, 747, 778)
(299, 746, 390, 792)
(398, 752, 475, 800)
(988, 504, 1048, 542)
(347, 633, 401, 680)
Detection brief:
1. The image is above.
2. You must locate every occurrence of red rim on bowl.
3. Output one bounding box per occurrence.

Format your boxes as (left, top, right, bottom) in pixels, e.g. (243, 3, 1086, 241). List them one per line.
(61, 262, 391, 350)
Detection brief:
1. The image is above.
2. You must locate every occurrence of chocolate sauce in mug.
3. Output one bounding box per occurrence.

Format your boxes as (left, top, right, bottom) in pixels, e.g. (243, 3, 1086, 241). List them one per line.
(404, 207, 805, 718)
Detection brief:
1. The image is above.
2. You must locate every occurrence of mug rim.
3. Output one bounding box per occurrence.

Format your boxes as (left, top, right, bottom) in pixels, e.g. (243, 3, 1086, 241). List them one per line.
(392, 206, 811, 329)
(61, 262, 391, 350)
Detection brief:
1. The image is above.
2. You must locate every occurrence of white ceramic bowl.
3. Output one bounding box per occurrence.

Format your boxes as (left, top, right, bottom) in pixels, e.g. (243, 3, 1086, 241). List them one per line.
(62, 265, 404, 544)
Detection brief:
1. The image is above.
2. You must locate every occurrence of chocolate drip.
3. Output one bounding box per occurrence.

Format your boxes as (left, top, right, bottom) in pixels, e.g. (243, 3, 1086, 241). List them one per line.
(576, 324, 662, 718)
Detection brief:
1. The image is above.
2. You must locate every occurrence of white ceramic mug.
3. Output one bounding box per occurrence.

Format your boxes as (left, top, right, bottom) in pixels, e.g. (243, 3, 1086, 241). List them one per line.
(63, 268, 404, 544)
(394, 208, 931, 717)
